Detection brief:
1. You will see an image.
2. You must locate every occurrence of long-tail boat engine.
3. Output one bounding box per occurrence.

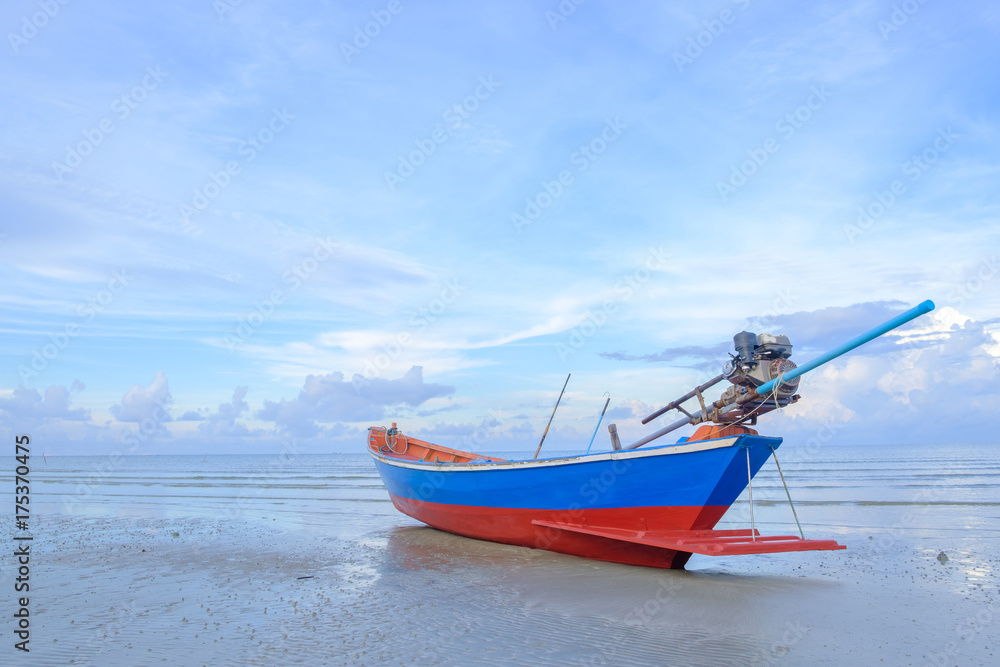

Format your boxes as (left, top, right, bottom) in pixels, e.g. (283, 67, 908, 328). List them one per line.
(716, 332, 800, 423)
(628, 299, 935, 450)
(633, 331, 805, 448)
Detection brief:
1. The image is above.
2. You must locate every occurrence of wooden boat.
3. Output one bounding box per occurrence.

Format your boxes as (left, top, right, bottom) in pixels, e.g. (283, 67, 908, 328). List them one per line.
(367, 301, 934, 569)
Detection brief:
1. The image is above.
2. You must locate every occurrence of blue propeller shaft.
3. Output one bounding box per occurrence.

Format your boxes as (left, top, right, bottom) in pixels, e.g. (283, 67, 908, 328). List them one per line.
(755, 299, 935, 395)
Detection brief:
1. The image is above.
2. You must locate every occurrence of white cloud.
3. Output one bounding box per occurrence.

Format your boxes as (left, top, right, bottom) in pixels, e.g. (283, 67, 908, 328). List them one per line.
(110, 371, 172, 424)
(773, 309, 1000, 444)
(257, 366, 454, 436)
(197, 386, 251, 437)
(0, 383, 90, 424)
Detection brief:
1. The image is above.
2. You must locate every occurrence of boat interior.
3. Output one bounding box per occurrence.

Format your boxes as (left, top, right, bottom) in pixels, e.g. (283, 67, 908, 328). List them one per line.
(367, 423, 758, 464)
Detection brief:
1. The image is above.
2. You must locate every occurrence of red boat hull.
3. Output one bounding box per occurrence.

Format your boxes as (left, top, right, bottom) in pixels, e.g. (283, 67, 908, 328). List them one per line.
(370, 426, 846, 569)
(388, 494, 731, 569)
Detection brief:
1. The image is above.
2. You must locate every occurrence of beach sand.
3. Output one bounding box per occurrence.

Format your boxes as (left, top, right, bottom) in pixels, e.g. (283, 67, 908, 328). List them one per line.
(6, 446, 999, 666)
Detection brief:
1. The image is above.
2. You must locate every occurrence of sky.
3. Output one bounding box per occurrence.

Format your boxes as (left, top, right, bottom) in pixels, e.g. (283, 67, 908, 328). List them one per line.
(1, 0, 998, 456)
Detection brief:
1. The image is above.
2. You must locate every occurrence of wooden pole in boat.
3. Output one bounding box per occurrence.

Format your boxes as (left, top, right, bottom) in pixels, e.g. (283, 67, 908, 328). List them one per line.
(534, 373, 570, 459)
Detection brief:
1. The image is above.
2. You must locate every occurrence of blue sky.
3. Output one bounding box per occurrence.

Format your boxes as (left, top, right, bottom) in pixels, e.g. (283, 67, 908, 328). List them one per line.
(1, 0, 998, 455)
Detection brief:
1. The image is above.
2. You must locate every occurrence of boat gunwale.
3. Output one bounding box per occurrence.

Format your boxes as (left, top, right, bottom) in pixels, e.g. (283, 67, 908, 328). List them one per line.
(368, 433, 782, 473)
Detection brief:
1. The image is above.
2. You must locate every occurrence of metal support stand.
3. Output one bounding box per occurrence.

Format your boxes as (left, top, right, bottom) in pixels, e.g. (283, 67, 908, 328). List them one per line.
(770, 447, 804, 539)
(746, 448, 756, 542)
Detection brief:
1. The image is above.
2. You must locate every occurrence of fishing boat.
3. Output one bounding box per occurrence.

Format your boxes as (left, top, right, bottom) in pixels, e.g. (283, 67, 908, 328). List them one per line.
(367, 300, 935, 569)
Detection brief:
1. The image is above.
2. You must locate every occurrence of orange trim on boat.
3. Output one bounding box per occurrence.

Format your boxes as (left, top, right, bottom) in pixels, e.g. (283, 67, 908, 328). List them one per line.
(367, 426, 508, 464)
(686, 423, 758, 442)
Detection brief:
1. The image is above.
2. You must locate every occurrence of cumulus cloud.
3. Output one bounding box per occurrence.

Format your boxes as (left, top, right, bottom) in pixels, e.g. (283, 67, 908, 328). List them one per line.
(747, 300, 933, 355)
(0, 383, 90, 423)
(197, 387, 251, 437)
(602, 301, 1000, 444)
(110, 371, 173, 424)
(414, 411, 507, 440)
(772, 309, 1000, 444)
(257, 366, 454, 436)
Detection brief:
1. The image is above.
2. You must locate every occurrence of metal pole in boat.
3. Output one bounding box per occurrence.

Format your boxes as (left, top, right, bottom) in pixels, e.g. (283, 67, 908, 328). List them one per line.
(641, 374, 724, 425)
(584, 395, 611, 455)
(534, 373, 571, 459)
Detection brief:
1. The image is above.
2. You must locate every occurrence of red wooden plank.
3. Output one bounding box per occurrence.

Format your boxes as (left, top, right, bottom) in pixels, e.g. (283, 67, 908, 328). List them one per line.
(531, 519, 846, 557)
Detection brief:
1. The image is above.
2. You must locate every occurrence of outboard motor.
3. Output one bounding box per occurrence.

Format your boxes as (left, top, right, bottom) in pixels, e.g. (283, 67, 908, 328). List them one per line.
(718, 332, 799, 422)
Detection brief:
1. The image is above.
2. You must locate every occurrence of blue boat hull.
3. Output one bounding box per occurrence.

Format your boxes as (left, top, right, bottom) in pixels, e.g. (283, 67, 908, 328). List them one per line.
(370, 433, 780, 569)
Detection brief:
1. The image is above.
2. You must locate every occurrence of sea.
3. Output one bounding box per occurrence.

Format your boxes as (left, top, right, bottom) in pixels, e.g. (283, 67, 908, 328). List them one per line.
(4, 442, 998, 666)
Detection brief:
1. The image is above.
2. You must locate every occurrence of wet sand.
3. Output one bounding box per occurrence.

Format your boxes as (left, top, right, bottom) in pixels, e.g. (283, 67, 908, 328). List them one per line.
(6, 446, 1000, 665)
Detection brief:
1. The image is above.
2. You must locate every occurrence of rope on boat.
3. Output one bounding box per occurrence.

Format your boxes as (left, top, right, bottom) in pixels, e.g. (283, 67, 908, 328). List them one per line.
(384, 427, 407, 455)
(726, 380, 784, 429)
(770, 446, 804, 539)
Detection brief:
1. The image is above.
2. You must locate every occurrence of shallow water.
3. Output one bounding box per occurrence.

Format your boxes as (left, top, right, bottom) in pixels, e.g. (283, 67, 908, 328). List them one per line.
(4, 443, 999, 665)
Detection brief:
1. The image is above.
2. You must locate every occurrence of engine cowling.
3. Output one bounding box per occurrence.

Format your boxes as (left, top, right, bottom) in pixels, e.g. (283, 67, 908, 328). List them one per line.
(715, 331, 800, 422)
